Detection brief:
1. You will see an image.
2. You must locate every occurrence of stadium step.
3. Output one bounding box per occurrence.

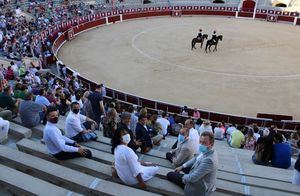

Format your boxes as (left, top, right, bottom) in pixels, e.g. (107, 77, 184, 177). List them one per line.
(0, 145, 158, 196)
(16, 139, 183, 196)
(0, 164, 83, 196)
(9, 121, 32, 139)
(16, 139, 298, 196)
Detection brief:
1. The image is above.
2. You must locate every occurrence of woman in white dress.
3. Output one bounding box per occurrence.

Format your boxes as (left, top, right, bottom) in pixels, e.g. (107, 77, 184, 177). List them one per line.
(113, 129, 159, 189)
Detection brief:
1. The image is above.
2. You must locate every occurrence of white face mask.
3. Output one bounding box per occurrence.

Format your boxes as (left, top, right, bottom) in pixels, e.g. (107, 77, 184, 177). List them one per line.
(122, 134, 131, 144)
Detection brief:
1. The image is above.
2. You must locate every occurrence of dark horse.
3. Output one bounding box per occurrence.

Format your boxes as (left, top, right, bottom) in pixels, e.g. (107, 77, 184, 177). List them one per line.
(191, 34, 208, 50)
(205, 35, 223, 53)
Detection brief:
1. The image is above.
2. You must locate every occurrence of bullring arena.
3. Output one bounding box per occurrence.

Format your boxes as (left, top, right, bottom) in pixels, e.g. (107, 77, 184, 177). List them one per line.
(58, 16, 300, 118)
(1, 0, 300, 196)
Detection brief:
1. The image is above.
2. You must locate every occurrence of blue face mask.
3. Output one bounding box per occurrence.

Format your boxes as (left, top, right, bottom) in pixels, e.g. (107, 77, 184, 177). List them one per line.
(178, 134, 185, 143)
(199, 144, 208, 154)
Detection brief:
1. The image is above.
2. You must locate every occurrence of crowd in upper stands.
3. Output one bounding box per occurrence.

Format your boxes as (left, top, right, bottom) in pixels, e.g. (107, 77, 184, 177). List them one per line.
(0, 1, 299, 194)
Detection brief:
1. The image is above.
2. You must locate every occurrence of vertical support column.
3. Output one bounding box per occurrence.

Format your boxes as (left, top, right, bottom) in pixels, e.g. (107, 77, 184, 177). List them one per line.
(105, 17, 108, 25)
(120, 14, 123, 22)
(235, 11, 239, 18)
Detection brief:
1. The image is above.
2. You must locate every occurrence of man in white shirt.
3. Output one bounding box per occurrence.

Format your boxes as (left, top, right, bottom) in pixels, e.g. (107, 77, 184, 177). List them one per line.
(156, 111, 170, 137)
(214, 123, 224, 140)
(184, 119, 199, 155)
(43, 106, 92, 160)
(65, 102, 98, 142)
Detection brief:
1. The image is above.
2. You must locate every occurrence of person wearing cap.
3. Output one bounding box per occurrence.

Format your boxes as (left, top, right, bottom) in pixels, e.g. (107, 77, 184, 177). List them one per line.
(197, 29, 203, 40)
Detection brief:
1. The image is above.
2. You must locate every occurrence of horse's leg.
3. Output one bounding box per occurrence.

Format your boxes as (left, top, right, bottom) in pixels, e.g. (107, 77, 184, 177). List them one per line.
(205, 43, 208, 53)
(209, 45, 212, 52)
(213, 44, 218, 52)
(201, 41, 203, 48)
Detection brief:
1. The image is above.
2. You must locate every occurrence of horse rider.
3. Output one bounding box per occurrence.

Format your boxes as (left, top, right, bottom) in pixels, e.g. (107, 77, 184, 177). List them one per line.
(197, 29, 202, 40)
(211, 30, 217, 43)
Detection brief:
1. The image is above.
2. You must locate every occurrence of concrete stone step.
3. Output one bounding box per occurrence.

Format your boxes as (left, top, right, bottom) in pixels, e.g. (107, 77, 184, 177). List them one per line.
(0, 164, 83, 196)
(0, 145, 158, 196)
(16, 139, 182, 196)
(17, 139, 296, 196)
(9, 121, 32, 139)
(82, 141, 174, 168)
(87, 139, 294, 184)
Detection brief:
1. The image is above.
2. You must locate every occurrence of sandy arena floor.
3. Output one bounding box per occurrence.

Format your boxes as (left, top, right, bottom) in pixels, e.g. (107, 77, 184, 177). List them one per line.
(58, 16, 300, 119)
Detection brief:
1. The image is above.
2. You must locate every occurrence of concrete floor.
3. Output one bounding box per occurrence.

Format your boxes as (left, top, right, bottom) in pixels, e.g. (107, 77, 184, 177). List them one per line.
(58, 16, 300, 119)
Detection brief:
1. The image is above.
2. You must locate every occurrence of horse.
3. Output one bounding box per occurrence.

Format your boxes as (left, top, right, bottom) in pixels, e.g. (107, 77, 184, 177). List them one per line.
(205, 35, 223, 53)
(191, 34, 208, 50)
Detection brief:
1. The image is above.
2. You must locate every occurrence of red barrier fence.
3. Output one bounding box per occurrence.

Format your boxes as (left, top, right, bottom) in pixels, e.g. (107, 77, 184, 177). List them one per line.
(50, 7, 300, 132)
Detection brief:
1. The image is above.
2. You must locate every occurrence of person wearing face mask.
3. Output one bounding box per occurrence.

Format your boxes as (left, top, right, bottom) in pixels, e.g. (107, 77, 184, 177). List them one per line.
(43, 106, 92, 160)
(166, 131, 218, 196)
(113, 129, 159, 189)
(65, 102, 98, 142)
(166, 128, 194, 167)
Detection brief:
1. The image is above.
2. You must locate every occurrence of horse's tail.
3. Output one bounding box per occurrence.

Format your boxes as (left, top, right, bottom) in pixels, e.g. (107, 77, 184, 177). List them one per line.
(191, 40, 194, 50)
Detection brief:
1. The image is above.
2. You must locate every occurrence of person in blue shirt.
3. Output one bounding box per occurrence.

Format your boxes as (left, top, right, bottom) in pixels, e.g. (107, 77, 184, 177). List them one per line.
(271, 133, 291, 169)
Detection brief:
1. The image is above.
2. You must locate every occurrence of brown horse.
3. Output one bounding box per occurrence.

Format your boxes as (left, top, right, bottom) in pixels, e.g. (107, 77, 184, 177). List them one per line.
(205, 35, 223, 53)
(191, 34, 208, 50)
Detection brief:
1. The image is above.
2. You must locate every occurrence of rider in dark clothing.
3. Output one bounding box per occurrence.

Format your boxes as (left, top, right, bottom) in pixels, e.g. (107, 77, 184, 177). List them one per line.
(197, 29, 202, 40)
(211, 30, 217, 42)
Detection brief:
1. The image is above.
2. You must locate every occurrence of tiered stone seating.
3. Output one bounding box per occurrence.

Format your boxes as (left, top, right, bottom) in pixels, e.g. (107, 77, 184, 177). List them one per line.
(0, 145, 159, 196)
(0, 164, 83, 196)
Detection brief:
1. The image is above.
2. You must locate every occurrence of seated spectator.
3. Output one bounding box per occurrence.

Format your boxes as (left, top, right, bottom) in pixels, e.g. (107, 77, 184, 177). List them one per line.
(135, 114, 153, 154)
(156, 111, 170, 137)
(214, 122, 224, 140)
(198, 120, 213, 135)
(103, 108, 119, 138)
(13, 83, 27, 100)
(194, 118, 203, 132)
(71, 90, 83, 111)
(19, 92, 45, 127)
(166, 128, 194, 167)
(113, 129, 159, 189)
(181, 106, 188, 116)
(193, 108, 200, 119)
(35, 88, 51, 107)
(253, 125, 260, 142)
(0, 85, 20, 115)
(112, 112, 142, 153)
(184, 119, 199, 155)
(272, 133, 291, 169)
(147, 114, 163, 146)
(166, 131, 218, 196)
(65, 102, 98, 142)
(43, 106, 92, 160)
(0, 117, 9, 143)
(229, 127, 245, 148)
(293, 153, 300, 185)
(289, 133, 299, 156)
(243, 128, 256, 150)
(226, 124, 237, 142)
(128, 105, 138, 134)
(170, 114, 183, 136)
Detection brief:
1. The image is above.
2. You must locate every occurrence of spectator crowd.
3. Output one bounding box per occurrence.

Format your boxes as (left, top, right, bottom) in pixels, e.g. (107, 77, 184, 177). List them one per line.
(0, 1, 299, 195)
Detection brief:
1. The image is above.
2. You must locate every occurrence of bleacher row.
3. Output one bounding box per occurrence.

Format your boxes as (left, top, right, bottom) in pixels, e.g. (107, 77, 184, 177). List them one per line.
(0, 114, 299, 195)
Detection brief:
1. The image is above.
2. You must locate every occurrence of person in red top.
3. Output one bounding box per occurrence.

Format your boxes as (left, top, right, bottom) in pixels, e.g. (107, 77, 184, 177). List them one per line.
(5, 66, 14, 80)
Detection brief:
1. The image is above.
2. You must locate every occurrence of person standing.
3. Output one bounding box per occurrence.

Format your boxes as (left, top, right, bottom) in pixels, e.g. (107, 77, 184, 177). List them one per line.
(88, 84, 105, 127)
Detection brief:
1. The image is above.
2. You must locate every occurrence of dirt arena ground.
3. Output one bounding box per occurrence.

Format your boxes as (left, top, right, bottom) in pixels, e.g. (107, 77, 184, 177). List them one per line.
(58, 16, 300, 119)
